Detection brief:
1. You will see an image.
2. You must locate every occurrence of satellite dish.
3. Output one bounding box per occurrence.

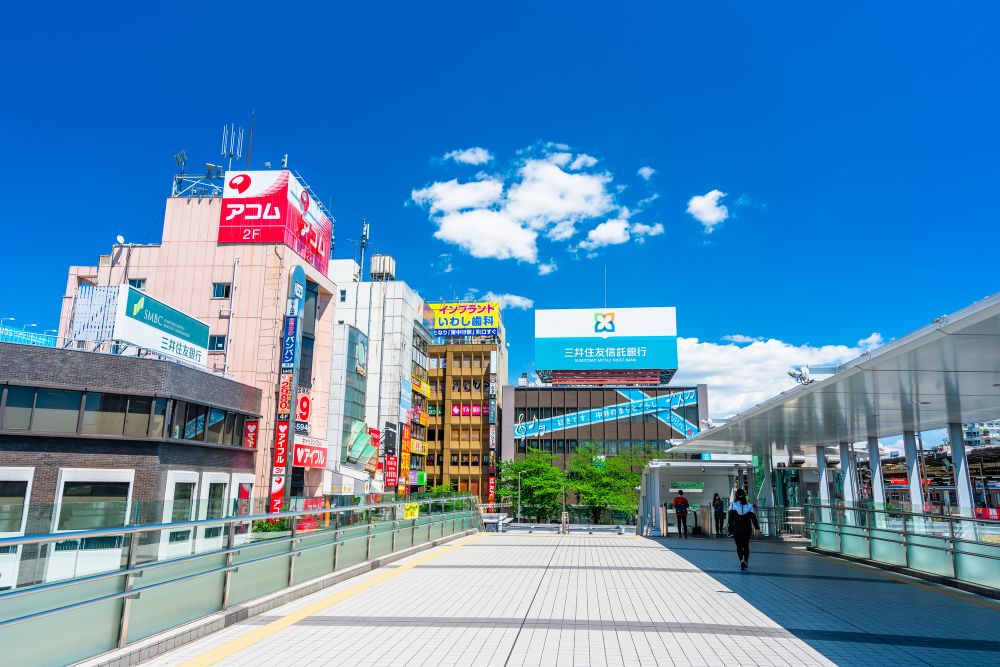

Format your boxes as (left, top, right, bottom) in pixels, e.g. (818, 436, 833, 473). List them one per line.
(116, 235, 125, 245)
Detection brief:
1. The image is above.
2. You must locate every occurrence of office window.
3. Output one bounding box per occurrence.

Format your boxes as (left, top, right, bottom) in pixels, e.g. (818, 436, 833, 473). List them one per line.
(127, 278, 146, 290)
(299, 336, 315, 388)
(450, 453, 459, 465)
(0, 481, 28, 532)
(211, 283, 231, 299)
(57, 482, 129, 530)
(517, 440, 526, 453)
(2, 386, 34, 430)
(461, 453, 470, 465)
(206, 408, 226, 444)
(125, 397, 151, 437)
(339, 289, 347, 303)
(556, 439, 565, 453)
(184, 403, 207, 441)
(437, 453, 444, 465)
(223, 412, 237, 445)
(208, 335, 226, 351)
(150, 398, 168, 438)
(32, 389, 81, 434)
(471, 453, 480, 466)
(171, 482, 195, 523)
(82, 393, 128, 435)
(206, 482, 228, 519)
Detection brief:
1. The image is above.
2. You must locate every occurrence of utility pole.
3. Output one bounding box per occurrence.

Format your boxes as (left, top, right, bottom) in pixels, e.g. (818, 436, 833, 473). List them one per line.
(517, 471, 523, 523)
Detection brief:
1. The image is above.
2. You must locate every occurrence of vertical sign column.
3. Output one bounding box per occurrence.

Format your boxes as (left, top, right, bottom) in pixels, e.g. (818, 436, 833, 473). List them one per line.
(270, 266, 306, 514)
(488, 351, 498, 505)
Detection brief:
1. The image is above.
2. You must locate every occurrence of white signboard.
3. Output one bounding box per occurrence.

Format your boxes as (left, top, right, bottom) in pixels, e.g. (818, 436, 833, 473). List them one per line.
(112, 286, 210, 367)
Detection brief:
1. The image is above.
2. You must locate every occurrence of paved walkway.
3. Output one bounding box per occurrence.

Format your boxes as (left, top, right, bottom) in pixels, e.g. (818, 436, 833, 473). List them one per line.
(148, 534, 1000, 666)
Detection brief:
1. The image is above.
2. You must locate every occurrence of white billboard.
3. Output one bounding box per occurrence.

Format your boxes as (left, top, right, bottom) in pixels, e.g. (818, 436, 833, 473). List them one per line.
(112, 286, 210, 367)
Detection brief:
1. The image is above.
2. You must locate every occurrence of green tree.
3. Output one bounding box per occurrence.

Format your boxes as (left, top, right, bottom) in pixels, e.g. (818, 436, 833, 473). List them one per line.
(497, 448, 566, 522)
(427, 482, 455, 498)
(568, 444, 650, 523)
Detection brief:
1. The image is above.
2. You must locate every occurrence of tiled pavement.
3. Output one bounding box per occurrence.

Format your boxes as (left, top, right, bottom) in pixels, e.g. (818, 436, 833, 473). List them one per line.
(147, 533, 1000, 666)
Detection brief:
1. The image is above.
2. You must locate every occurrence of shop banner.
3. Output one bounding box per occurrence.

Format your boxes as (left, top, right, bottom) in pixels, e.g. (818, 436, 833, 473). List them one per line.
(273, 421, 290, 474)
(244, 419, 258, 448)
(403, 503, 421, 520)
(489, 399, 497, 424)
(489, 424, 497, 449)
(461, 404, 471, 417)
(427, 302, 500, 337)
(277, 373, 294, 420)
(472, 404, 482, 417)
(385, 455, 399, 487)
(293, 436, 328, 468)
(487, 476, 496, 503)
(451, 405, 460, 417)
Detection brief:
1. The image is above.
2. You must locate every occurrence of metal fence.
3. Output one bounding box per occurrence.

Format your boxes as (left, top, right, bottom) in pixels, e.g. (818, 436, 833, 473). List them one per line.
(806, 502, 1000, 591)
(0, 497, 480, 667)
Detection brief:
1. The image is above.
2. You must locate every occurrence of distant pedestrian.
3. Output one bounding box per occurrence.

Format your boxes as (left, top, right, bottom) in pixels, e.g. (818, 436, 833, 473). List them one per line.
(727, 488, 760, 570)
(712, 493, 726, 536)
(673, 490, 690, 538)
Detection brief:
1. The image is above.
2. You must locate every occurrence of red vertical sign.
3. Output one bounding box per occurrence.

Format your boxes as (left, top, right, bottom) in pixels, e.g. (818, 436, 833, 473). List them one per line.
(243, 419, 258, 448)
(270, 421, 290, 513)
(385, 455, 399, 488)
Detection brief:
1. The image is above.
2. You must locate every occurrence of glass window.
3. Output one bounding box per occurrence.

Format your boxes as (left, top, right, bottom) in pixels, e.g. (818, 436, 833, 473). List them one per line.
(184, 403, 207, 441)
(125, 396, 151, 437)
(82, 393, 128, 435)
(208, 335, 226, 351)
(517, 440, 526, 453)
(339, 289, 347, 303)
(223, 412, 236, 445)
(233, 414, 244, 447)
(0, 480, 28, 532)
(299, 336, 315, 388)
(57, 482, 129, 530)
(171, 482, 195, 522)
(206, 408, 226, 444)
(206, 482, 227, 519)
(170, 400, 186, 439)
(127, 278, 146, 290)
(32, 389, 81, 434)
(471, 453, 480, 466)
(461, 453, 470, 466)
(3, 386, 34, 431)
(150, 398, 167, 438)
(450, 453, 459, 465)
(212, 283, 231, 299)
(556, 439, 565, 453)
(302, 283, 319, 337)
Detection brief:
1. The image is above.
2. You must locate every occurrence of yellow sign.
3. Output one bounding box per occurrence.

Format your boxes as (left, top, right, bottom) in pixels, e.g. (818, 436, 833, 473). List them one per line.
(411, 377, 432, 398)
(403, 503, 421, 520)
(410, 439, 427, 455)
(428, 302, 501, 335)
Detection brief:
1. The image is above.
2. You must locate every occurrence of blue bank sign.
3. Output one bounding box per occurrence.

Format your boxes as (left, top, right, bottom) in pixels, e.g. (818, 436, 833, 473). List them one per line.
(534, 307, 678, 371)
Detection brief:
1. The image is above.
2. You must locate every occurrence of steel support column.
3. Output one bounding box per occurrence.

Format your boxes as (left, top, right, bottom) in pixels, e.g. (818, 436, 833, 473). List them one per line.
(948, 422, 975, 515)
(903, 430, 925, 511)
(838, 442, 858, 507)
(868, 436, 886, 506)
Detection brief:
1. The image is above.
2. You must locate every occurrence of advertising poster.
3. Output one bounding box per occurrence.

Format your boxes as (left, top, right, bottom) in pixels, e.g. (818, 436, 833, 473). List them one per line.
(403, 503, 421, 520)
(112, 286, 209, 366)
(218, 170, 332, 276)
(471, 404, 482, 417)
(427, 302, 501, 337)
(534, 307, 678, 371)
(277, 373, 294, 419)
(451, 404, 460, 417)
(461, 404, 471, 417)
(487, 476, 496, 503)
(243, 419, 258, 448)
(385, 455, 399, 487)
(293, 436, 328, 468)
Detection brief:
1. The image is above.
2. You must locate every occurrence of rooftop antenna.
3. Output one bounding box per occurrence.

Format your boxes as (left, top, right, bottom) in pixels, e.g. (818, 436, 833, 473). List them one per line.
(359, 219, 370, 278)
(245, 111, 255, 169)
(173, 150, 188, 174)
(280, 154, 288, 169)
(221, 123, 244, 171)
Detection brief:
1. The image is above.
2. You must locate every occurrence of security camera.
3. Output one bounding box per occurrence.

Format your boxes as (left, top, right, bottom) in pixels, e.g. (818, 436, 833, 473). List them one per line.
(788, 366, 812, 384)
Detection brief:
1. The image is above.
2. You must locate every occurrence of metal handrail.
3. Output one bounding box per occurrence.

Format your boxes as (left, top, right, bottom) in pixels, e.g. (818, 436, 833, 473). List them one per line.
(805, 501, 1000, 525)
(0, 510, 473, 629)
(0, 497, 474, 548)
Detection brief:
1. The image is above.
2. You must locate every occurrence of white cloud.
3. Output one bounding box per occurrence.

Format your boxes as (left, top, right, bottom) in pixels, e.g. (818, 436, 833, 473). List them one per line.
(413, 144, 660, 264)
(538, 260, 558, 276)
(687, 189, 729, 233)
(482, 292, 534, 310)
(857, 332, 883, 349)
(578, 215, 631, 250)
(436, 253, 454, 274)
(505, 159, 615, 239)
(443, 147, 493, 165)
(722, 334, 761, 344)
(672, 336, 871, 419)
(434, 209, 538, 263)
(411, 178, 503, 213)
(631, 222, 664, 243)
(637, 166, 656, 181)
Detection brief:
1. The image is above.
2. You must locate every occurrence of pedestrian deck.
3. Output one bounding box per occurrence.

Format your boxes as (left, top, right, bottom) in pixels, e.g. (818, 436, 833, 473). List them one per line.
(149, 533, 1000, 666)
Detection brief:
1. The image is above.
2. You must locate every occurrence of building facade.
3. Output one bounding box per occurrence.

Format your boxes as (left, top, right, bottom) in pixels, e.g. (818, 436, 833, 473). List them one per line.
(58, 171, 337, 501)
(0, 342, 261, 587)
(501, 384, 708, 469)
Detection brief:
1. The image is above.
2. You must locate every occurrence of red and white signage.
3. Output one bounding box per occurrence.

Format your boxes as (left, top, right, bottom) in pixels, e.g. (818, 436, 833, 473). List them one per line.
(273, 421, 290, 474)
(385, 454, 399, 487)
(293, 436, 328, 468)
(487, 475, 496, 503)
(297, 393, 311, 422)
(277, 373, 294, 419)
(243, 419, 259, 448)
(218, 170, 332, 276)
(270, 475, 285, 514)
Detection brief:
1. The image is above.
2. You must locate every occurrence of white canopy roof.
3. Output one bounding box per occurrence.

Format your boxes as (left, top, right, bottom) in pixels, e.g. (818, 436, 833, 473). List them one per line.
(671, 291, 1000, 457)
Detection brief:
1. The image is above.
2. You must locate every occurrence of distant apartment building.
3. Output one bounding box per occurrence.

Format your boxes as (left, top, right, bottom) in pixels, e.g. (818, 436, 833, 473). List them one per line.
(965, 421, 1000, 448)
(425, 302, 508, 503)
(327, 256, 431, 495)
(57, 168, 337, 502)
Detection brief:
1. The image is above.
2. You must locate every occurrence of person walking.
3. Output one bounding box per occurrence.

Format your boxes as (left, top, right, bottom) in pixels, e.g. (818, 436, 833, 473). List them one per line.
(672, 490, 690, 538)
(727, 488, 760, 570)
(712, 493, 726, 536)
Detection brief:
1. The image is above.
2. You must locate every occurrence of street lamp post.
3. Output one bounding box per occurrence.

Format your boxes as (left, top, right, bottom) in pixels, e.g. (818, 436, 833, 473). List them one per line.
(516, 471, 523, 523)
(0, 317, 14, 328)
(22, 323, 37, 331)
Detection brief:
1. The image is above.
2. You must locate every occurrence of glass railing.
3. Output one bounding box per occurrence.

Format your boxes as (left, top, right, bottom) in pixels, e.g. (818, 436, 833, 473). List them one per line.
(0, 496, 479, 667)
(805, 502, 1000, 591)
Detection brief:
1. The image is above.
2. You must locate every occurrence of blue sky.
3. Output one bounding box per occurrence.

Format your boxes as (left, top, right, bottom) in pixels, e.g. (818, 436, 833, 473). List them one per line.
(2, 3, 998, 418)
